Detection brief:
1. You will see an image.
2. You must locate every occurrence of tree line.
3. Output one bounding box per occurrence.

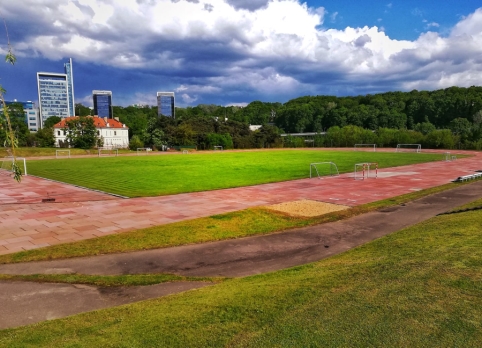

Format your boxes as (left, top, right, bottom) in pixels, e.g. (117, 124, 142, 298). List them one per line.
(3, 86, 482, 150)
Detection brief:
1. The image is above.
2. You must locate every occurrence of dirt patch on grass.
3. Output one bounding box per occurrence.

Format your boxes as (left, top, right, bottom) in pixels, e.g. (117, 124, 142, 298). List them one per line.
(266, 199, 350, 217)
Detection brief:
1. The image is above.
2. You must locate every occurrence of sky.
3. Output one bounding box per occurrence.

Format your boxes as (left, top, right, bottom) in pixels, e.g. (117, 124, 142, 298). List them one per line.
(1, 0, 482, 108)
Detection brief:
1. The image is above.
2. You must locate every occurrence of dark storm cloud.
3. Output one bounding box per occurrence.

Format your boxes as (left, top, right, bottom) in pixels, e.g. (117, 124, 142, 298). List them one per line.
(226, 0, 270, 11)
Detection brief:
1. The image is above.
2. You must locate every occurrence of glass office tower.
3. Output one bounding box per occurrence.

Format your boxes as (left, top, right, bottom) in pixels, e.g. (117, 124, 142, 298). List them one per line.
(64, 58, 75, 116)
(2, 100, 39, 132)
(37, 72, 70, 127)
(157, 92, 175, 118)
(93, 90, 113, 118)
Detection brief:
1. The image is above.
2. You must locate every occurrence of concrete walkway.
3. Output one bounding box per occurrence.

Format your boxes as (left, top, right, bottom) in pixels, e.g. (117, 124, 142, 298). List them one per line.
(1, 149, 481, 255)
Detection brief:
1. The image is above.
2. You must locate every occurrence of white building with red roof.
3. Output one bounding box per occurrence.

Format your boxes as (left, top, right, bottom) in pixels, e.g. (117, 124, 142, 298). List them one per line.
(53, 116, 129, 148)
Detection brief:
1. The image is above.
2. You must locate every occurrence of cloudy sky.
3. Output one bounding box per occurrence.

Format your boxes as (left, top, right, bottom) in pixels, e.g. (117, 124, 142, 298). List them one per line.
(1, 0, 482, 108)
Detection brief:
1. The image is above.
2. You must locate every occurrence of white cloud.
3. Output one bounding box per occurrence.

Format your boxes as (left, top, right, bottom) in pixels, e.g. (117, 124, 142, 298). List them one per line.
(3, 1, 482, 103)
(425, 22, 440, 29)
(330, 11, 338, 22)
(181, 93, 198, 104)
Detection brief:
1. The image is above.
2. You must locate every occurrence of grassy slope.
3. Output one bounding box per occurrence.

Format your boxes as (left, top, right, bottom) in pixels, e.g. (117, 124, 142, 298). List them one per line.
(1, 200, 481, 346)
(0, 183, 460, 265)
(26, 150, 443, 197)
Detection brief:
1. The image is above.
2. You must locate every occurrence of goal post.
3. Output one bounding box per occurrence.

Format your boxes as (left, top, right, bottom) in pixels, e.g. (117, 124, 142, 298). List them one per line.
(396, 144, 421, 153)
(0, 157, 27, 176)
(213, 146, 223, 151)
(136, 147, 152, 155)
(56, 149, 71, 159)
(354, 162, 378, 180)
(354, 144, 376, 151)
(310, 162, 340, 179)
(98, 147, 119, 157)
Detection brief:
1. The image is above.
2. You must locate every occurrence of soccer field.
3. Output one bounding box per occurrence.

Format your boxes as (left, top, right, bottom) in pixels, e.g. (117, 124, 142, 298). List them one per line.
(27, 150, 442, 197)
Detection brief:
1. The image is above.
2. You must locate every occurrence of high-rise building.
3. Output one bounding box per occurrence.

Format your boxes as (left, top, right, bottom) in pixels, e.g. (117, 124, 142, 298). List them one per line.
(37, 72, 70, 128)
(157, 92, 175, 118)
(1, 100, 39, 132)
(93, 90, 113, 118)
(64, 58, 75, 117)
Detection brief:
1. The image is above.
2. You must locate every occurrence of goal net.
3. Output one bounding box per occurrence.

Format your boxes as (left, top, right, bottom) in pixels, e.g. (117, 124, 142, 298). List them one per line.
(443, 152, 457, 161)
(310, 162, 340, 179)
(56, 150, 71, 159)
(137, 147, 152, 155)
(98, 147, 119, 157)
(354, 162, 378, 180)
(213, 146, 223, 151)
(354, 144, 376, 152)
(0, 157, 27, 176)
(396, 144, 421, 153)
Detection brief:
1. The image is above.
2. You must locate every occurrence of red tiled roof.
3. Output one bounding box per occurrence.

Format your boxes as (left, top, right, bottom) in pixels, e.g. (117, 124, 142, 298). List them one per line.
(53, 116, 128, 129)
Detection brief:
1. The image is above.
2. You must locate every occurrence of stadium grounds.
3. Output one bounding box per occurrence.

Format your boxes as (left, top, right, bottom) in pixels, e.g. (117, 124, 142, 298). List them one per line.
(25, 149, 445, 197)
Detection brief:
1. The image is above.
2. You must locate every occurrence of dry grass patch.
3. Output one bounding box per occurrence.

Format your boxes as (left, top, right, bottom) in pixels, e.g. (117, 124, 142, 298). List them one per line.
(266, 199, 350, 217)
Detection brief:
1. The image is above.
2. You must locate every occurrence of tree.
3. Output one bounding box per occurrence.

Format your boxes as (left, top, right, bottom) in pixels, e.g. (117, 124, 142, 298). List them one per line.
(43, 116, 61, 129)
(63, 117, 98, 149)
(129, 135, 144, 150)
(75, 103, 92, 116)
(0, 16, 20, 181)
(35, 127, 55, 147)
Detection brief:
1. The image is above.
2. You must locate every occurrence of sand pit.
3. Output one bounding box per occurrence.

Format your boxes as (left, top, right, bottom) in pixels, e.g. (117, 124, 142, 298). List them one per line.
(266, 199, 350, 217)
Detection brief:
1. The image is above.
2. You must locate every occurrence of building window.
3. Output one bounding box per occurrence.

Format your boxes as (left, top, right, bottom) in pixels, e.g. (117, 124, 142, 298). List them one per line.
(114, 131, 117, 136)
(57, 131, 60, 136)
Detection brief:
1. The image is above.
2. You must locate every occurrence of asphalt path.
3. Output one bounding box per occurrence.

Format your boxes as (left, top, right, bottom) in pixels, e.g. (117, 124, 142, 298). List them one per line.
(1, 180, 481, 329)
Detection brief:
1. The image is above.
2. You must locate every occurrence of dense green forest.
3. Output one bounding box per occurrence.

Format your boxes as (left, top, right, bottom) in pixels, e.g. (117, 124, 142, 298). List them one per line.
(8, 86, 481, 149)
(106, 86, 482, 150)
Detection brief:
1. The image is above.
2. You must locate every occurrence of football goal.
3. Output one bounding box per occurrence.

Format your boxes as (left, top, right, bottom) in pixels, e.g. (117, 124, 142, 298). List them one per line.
(354, 162, 378, 180)
(443, 152, 457, 161)
(396, 144, 421, 153)
(0, 157, 27, 176)
(98, 147, 119, 157)
(56, 149, 71, 159)
(213, 146, 223, 151)
(354, 144, 376, 152)
(310, 162, 340, 179)
(182, 150, 189, 154)
(137, 148, 152, 155)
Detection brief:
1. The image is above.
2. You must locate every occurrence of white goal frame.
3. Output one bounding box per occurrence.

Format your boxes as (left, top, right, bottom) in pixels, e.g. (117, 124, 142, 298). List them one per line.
(98, 147, 119, 157)
(354, 144, 376, 152)
(443, 152, 457, 162)
(182, 150, 189, 154)
(354, 162, 378, 180)
(213, 146, 223, 151)
(396, 144, 421, 153)
(56, 149, 71, 159)
(0, 156, 27, 176)
(137, 147, 152, 155)
(310, 162, 340, 179)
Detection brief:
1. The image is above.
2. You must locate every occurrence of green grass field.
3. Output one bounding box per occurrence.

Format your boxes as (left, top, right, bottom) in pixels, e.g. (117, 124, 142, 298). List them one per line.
(0, 147, 131, 158)
(26, 150, 443, 197)
(1, 198, 481, 347)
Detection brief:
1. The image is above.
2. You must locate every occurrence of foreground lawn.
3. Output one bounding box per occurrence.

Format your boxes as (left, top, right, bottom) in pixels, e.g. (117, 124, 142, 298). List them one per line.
(1, 199, 481, 346)
(27, 150, 443, 197)
(0, 183, 459, 265)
